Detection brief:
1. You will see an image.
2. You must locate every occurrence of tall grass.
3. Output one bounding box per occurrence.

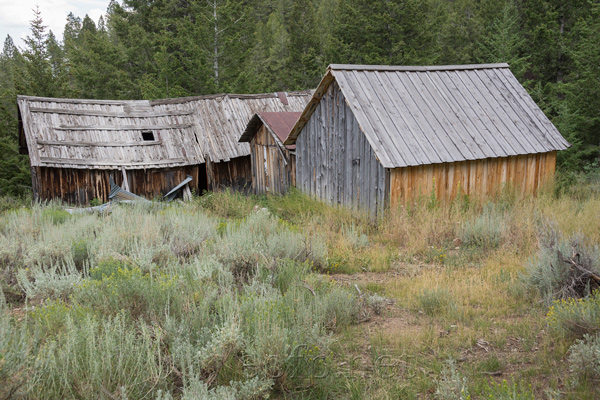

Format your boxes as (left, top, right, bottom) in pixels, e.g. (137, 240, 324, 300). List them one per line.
(2, 180, 600, 398)
(0, 200, 359, 398)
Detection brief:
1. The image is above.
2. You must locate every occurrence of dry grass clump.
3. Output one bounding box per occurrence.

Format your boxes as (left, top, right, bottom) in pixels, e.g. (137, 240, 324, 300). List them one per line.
(416, 288, 459, 318)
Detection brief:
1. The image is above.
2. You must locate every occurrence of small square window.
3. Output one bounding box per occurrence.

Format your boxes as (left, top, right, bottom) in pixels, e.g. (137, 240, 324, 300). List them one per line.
(142, 131, 155, 141)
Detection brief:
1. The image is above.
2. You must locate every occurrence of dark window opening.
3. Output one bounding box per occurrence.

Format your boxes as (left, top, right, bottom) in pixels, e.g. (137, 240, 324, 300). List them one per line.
(142, 131, 155, 141)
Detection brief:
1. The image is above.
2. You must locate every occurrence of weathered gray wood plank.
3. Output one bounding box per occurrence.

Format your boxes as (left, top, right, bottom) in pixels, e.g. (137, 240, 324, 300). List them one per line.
(469, 70, 537, 153)
(361, 70, 415, 166)
(39, 157, 186, 166)
(446, 70, 518, 156)
(30, 107, 192, 118)
(334, 71, 395, 167)
(37, 140, 163, 147)
(414, 71, 485, 160)
(427, 71, 500, 158)
(496, 69, 567, 150)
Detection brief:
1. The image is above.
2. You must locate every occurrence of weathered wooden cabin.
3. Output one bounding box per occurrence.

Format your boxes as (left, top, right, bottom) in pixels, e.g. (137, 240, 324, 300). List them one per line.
(284, 64, 570, 213)
(239, 112, 300, 194)
(17, 92, 312, 204)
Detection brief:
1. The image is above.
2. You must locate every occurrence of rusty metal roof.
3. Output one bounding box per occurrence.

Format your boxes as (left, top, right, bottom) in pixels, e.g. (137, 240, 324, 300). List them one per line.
(239, 112, 301, 150)
(18, 91, 312, 170)
(284, 64, 570, 168)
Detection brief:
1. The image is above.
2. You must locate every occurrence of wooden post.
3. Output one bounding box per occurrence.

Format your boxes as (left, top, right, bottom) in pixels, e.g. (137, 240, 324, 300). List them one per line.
(121, 167, 130, 192)
(183, 184, 192, 201)
(30, 166, 41, 202)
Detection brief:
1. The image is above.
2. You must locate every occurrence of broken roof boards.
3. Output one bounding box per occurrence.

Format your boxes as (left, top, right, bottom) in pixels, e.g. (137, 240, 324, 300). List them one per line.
(19, 91, 312, 170)
(18, 91, 312, 204)
(285, 64, 570, 212)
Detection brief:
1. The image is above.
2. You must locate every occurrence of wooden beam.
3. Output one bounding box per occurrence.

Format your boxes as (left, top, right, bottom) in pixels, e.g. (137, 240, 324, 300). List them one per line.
(55, 124, 192, 131)
(39, 157, 186, 167)
(121, 167, 130, 192)
(29, 107, 193, 118)
(37, 140, 163, 147)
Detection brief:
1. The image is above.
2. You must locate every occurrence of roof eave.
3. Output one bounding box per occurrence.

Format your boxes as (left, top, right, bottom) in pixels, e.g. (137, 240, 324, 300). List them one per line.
(239, 113, 263, 143)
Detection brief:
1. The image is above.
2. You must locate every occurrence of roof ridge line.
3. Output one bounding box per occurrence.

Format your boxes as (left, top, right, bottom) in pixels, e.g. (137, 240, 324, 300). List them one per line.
(328, 63, 510, 72)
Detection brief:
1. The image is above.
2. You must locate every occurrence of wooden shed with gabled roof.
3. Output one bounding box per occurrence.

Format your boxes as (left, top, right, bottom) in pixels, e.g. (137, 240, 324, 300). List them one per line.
(239, 112, 300, 194)
(284, 63, 571, 213)
(17, 91, 312, 204)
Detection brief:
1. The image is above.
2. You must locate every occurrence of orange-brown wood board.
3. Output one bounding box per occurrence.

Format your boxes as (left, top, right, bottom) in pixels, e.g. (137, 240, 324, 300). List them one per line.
(389, 151, 556, 208)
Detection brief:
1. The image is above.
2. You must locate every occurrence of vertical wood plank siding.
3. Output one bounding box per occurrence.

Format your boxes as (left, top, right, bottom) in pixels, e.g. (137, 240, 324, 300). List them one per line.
(249, 125, 294, 194)
(34, 165, 201, 204)
(206, 156, 252, 193)
(296, 81, 386, 213)
(389, 151, 557, 208)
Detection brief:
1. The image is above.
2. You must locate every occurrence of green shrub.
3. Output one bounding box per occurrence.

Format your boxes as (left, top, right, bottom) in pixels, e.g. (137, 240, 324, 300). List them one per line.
(29, 298, 91, 336)
(366, 293, 386, 315)
(342, 223, 369, 249)
(17, 262, 83, 300)
(546, 290, 600, 339)
(75, 259, 180, 320)
(198, 189, 255, 219)
(424, 246, 449, 265)
(568, 333, 600, 385)
(42, 208, 71, 225)
(30, 314, 168, 398)
(161, 207, 216, 259)
(157, 376, 273, 400)
(239, 284, 342, 390)
(173, 320, 243, 388)
(0, 298, 36, 399)
(435, 359, 469, 400)
(0, 194, 30, 213)
(213, 212, 327, 279)
(416, 288, 457, 317)
(272, 259, 310, 294)
(480, 380, 534, 400)
(524, 222, 600, 304)
(459, 203, 505, 249)
(71, 239, 91, 270)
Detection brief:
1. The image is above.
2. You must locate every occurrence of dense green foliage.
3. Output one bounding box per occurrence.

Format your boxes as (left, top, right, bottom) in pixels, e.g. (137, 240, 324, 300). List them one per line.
(0, 0, 599, 195)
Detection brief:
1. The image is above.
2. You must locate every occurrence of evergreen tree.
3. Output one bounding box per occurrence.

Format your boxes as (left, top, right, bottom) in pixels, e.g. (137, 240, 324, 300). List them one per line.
(554, 2, 600, 170)
(330, 0, 439, 66)
(287, 0, 322, 89)
(65, 13, 135, 99)
(477, 0, 529, 78)
(16, 7, 57, 96)
(198, 0, 252, 91)
(433, 0, 483, 64)
(0, 36, 31, 196)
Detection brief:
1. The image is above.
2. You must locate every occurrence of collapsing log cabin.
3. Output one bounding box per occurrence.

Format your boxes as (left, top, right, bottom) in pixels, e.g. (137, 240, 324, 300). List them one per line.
(17, 92, 312, 204)
(284, 64, 571, 214)
(239, 112, 300, 194)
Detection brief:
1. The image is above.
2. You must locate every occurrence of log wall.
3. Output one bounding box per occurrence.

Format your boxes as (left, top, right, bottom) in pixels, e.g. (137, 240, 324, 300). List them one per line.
(389, 151, 557, 208)
(249, 125, 294, 194)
